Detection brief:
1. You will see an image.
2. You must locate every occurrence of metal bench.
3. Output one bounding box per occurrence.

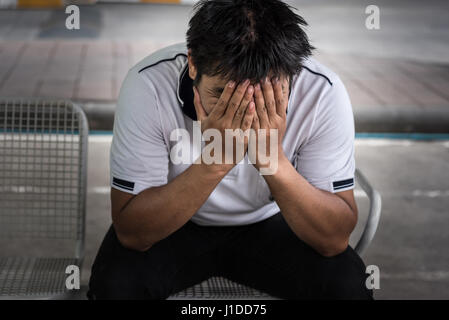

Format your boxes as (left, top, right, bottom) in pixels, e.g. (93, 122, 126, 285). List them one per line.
(0, 98, 88, 299)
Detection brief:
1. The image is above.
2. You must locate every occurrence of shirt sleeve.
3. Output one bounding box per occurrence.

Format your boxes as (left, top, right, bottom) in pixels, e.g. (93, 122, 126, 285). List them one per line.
(295, 76, 356, 193)
(109, 70, 169, 195)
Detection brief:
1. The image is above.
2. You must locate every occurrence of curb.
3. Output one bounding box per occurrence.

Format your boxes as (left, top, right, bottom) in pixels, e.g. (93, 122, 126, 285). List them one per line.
(81, 102, 116, 131)
(354, 106, 449, 133)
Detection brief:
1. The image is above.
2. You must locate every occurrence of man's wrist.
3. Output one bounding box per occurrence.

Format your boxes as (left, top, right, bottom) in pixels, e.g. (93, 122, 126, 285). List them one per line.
(277, 149, 289, 168)
(197, 161, 232, 179)
(261, 150, 290, 181)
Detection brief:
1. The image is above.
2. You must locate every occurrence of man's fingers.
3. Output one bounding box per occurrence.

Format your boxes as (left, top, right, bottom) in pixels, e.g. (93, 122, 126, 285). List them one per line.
(254, 83, 269, 128)
(251, 111, 260, 132)
(261, 76, 276, 118)
(223, 79, 250, 123)
(231, 84, 253, 128)
(250, 96, 259, 131)
(241, 101, 255, 132)
(272, 77, 288, 117)
(193, 86, 207, 121)
(209, 80, 236, 120)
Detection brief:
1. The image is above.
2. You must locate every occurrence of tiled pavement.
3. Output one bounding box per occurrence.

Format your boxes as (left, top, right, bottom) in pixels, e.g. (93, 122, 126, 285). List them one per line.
(0, 40, 163, 101)
(1, 40, 449, 132)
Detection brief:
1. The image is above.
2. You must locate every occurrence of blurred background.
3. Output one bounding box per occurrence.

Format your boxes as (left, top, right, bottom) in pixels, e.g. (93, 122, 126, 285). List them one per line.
(0, 0, 448, 299)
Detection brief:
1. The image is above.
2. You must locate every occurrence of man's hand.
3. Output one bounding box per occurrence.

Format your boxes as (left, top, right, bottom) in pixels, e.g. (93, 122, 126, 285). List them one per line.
(251, 76, 288, 173)
(193, 79, 255, 171)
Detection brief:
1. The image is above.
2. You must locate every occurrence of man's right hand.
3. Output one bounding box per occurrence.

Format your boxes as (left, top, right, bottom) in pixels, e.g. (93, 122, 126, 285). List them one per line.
(193, 79, 255, 170)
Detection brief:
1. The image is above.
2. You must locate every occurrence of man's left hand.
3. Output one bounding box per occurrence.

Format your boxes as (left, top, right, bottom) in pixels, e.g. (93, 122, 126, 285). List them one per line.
(250, 76, 289, 174)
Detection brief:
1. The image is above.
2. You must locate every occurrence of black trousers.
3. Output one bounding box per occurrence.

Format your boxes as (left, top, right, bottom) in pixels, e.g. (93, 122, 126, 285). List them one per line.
(87, 212, 373, 300)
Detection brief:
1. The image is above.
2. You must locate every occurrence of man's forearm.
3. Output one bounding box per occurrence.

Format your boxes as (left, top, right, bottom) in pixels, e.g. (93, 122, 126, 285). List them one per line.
(263, 153, 357, 257)
(115, 162, 228, 251)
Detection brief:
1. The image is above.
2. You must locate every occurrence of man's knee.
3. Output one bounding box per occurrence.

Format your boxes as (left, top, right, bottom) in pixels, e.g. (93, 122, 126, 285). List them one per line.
(87, 226, 173, 300)
(283, 245, 372, 300)
(87, 227, 146, 299)
(87, 259, 176, 300)
(87, 262, 146, 299)
(320, 246, 373, 300)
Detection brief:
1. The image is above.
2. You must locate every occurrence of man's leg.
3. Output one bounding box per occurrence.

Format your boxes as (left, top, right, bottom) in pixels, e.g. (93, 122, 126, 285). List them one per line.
(218, 212, 373, 300)
(87, 221, 222, 300)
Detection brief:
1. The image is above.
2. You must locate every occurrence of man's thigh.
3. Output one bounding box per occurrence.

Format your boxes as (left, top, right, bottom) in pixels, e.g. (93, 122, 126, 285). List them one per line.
(219, 212, 373, 300)
(87, 221, 221, 299)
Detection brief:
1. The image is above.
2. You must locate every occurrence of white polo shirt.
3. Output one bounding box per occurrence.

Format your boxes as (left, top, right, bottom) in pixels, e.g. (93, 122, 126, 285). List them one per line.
(110, 42, 356, 226)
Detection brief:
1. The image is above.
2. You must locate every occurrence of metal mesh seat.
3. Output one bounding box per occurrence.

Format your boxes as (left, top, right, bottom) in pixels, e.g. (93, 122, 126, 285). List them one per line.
(0, 257, 79, 297)
(169, 168, 382, 300)
(0, 98, 88, 299)
(169, 277, 277, 300)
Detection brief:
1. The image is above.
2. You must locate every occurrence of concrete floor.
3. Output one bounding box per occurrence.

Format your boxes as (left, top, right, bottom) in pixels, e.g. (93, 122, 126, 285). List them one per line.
(82, 136, 449, 300)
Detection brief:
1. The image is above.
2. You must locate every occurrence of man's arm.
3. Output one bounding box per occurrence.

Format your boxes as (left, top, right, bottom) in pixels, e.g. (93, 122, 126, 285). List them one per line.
(252, 76, 357, 257)
(262, 155, 357, 257)
(111, 163, 228, 252)
(112, 79, 255, 251)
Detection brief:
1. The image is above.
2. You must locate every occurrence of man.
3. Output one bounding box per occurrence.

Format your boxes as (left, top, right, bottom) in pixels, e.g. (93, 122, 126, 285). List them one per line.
(87, 0, 373, 300)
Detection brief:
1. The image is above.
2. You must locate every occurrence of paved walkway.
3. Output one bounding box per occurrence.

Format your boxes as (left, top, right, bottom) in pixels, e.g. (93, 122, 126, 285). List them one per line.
(1, 39, 448, 132)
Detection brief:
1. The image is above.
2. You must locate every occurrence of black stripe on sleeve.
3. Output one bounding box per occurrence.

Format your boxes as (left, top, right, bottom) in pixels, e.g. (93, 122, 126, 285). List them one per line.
(334, 184, 354, 191)
(112, 177, 135, 191)
(333, 178, 354, 191)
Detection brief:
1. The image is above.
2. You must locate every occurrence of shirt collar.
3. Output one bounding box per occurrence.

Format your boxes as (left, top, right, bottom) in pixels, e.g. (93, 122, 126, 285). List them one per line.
(177, 60, 197, 120)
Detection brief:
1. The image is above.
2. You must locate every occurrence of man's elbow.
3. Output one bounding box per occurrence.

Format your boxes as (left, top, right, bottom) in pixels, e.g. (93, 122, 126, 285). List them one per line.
(116, 231, 153, 252)
(318, 209, 357, 257)
(316, 238, 349, 258)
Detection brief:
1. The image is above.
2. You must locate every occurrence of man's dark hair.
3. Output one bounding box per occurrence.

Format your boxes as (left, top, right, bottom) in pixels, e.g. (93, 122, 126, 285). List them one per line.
(186, 0, 313, 86)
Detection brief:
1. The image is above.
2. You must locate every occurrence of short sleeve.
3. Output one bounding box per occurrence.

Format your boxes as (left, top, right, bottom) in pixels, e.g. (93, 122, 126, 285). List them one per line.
(109, 70, 169, 194)
(295, 77, 355, 193)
